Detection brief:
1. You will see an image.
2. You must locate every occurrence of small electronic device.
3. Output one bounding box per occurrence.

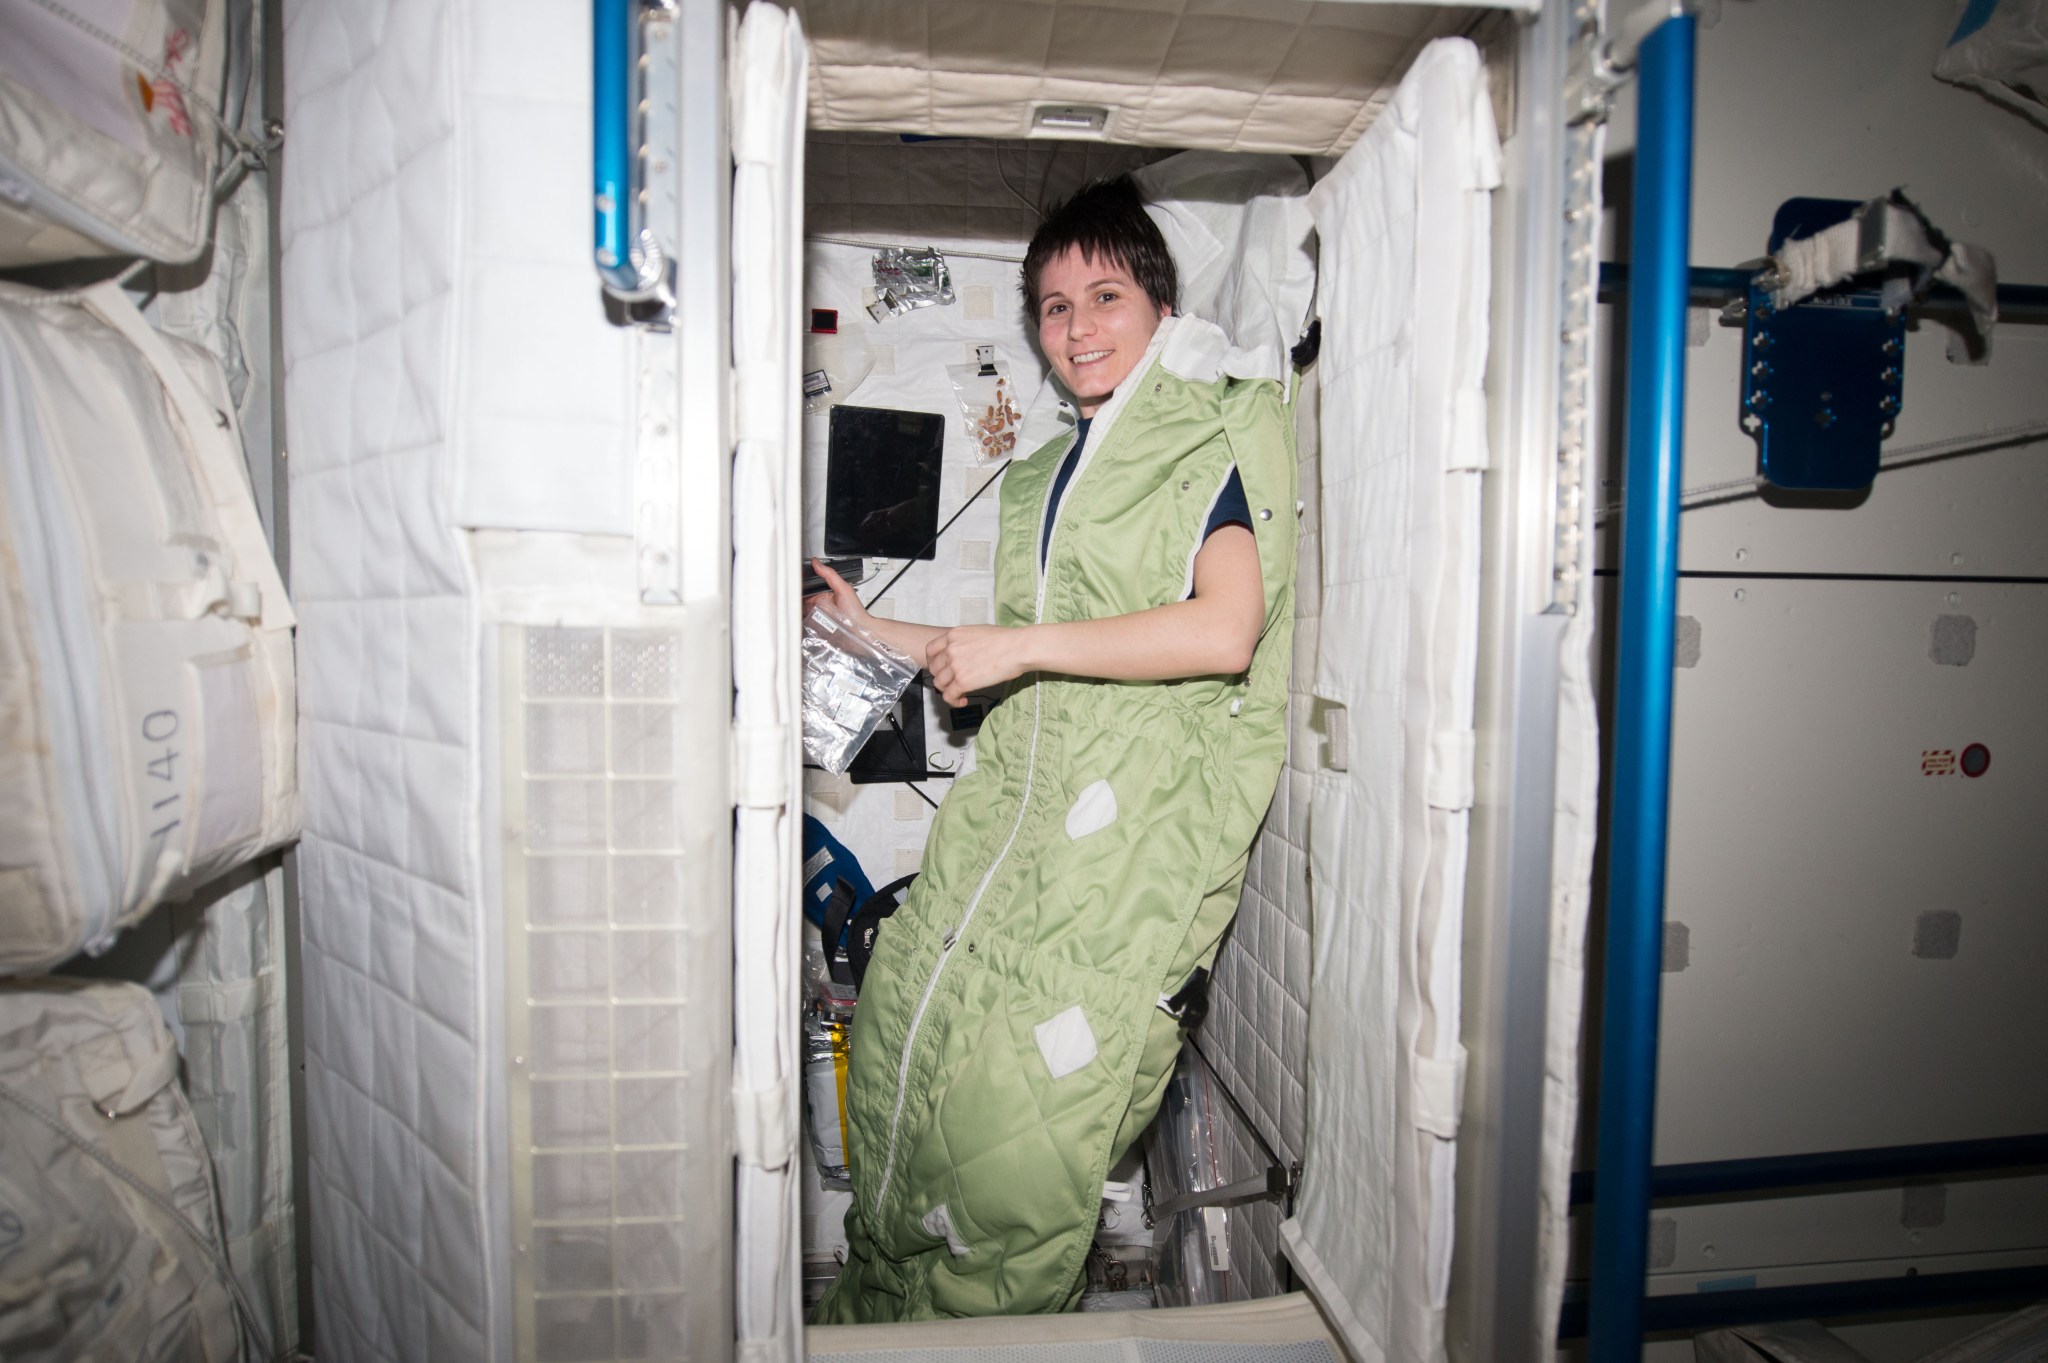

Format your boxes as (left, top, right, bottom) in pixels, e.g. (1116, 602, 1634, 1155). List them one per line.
(801, 557, 866, 597)
(824, 405, 944, 561)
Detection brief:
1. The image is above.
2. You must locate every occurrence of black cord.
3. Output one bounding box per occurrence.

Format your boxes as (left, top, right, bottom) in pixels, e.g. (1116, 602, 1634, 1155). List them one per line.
(861, 460, 1012, 610)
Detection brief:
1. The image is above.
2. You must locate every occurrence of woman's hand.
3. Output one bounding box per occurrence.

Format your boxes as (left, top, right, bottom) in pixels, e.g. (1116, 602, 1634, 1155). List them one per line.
(809, 560, 946, 670)
(926, 625, 1031, 707)
(809, 559, 872, 628)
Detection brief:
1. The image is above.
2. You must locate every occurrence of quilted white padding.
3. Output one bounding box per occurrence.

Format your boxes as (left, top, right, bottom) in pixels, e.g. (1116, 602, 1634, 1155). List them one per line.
(733, 6, 810, 1361)
(283, 0, 494, 1357)
(1280, 39, 1496, 1363)
(791, 0, 1508, 155)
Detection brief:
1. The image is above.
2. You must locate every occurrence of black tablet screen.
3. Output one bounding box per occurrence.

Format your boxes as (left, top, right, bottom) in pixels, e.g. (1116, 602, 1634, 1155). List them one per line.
(824, 405, 944, 560)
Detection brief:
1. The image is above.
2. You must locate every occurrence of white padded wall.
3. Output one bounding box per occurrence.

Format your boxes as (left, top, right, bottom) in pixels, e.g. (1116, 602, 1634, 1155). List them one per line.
(733, 5, 810, 1360)
(283, 0, 638, 1356)
(283, 0, 488, 1355)
(1282, 39, 1497, 1363)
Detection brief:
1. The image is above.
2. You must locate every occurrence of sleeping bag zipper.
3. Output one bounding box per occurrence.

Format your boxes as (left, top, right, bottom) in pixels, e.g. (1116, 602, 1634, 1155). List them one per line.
(869, 409, 1103, 1217)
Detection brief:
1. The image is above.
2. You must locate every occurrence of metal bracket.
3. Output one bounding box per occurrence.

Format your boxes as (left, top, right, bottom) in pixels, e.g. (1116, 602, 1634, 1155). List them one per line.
(1742, 198, 1907, 491)
(1145, 1162, 1298, 1223)
(595, 1, 679, 319)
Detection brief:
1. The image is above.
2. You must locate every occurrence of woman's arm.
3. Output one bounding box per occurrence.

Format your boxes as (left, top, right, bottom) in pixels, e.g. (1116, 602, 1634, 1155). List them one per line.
(809, 560, 946, 669)
(925, 525, 1264, 707)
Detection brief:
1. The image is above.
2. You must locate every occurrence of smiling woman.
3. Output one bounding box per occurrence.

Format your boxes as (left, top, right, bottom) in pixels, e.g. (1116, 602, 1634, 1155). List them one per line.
(809, 175, 1299, 1323)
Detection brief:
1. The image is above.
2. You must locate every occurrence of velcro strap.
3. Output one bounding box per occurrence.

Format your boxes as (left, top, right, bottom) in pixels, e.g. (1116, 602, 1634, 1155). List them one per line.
(75, 1028, 179, 1118)
(1426, 729, 1476, 812)
(106, 566, 232, 622)
(1446, 388, 1489, 470)
(732, 724, 789, 809)
(1412, 1045, 1467, 1140)
(731, 1077, 795, 1170)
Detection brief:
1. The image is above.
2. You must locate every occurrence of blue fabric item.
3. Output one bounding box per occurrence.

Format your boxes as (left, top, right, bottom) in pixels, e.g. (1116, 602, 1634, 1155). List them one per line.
(1040, 417, 1250, 571)
(1950, 0, 2000, 44)
(1040, 418, 1090, 567)
(802, 814, 874, 930)
(1206, 466, 1251, 538)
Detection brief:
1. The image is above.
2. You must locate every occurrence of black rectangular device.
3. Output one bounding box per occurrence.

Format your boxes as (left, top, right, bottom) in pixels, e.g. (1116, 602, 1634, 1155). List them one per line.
(824, 405, 945, 561)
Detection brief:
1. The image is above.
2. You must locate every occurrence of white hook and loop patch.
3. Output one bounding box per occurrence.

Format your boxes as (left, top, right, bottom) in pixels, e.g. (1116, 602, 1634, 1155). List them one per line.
(1064, 779, 1118, 839)
(920, 1204, 971, 1257)
(1033, 1005, 1098, 1080)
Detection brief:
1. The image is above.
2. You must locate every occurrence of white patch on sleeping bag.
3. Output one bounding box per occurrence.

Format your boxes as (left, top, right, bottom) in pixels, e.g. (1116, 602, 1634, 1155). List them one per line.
(921, 1203, 971, 1256)
(1064, 779, 1118, 839)
(1034, 1005, 1098, 1080)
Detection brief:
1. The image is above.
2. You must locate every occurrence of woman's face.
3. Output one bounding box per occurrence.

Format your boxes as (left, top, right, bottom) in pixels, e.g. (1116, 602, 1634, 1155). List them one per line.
(1034, 247, 1170, 418)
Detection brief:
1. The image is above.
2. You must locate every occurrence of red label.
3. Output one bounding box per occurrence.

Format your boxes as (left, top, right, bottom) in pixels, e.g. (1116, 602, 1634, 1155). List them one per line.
(1921, 749, 1957, 777)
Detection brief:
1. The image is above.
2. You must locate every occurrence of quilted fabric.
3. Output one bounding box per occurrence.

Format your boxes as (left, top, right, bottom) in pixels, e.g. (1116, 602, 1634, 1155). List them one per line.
(791, 0, 1507, 155)
(282, 0, 489, 1357)
(806, 130, 1166, 246)
(1280, 38, 1496, 1363)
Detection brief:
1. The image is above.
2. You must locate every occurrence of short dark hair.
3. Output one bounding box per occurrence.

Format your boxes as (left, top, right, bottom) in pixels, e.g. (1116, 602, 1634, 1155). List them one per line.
(1021, 176, 1178, 321)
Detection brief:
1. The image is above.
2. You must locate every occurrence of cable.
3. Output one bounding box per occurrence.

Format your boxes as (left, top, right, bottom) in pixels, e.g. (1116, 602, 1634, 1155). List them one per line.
(861, 460, 1013, 610)
(992, 142, 1047, 221)
(1593, 417, 2048, 524)
(806, 234, 1026, 265)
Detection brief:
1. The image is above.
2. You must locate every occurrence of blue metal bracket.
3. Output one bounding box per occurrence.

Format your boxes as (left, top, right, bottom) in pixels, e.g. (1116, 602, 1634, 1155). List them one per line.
(1742, 198, 1907, 492)
(593, 0, 679, 319)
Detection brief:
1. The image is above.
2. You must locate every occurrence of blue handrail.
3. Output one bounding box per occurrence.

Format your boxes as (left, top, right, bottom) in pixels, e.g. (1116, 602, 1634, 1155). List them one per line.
(592, 0, 634, 291)
(1570, 1131, 2048, 1204)
(1597, 262, 2048, 323)
(1560, 1263, 2048, 1339)
(1588, 14, 1697, 1363)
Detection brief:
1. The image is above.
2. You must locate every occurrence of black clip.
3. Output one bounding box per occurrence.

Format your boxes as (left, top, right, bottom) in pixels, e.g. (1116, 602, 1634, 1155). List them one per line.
(1161, 966, 1211, 1031)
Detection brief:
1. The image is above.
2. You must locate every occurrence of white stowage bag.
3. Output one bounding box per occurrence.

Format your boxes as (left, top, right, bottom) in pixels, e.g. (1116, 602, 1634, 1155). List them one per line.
(0, 280, 297, 975)
(0, 977, 248, 1361)
(0, 0, 230, 266)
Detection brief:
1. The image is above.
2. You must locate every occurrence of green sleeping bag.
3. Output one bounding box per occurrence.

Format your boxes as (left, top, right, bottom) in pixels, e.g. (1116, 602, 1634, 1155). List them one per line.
(817, 316, 1297, 1321)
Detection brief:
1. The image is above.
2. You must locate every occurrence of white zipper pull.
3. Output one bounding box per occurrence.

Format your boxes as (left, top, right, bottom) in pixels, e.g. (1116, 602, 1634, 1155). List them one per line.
(942, 929, 958, 951)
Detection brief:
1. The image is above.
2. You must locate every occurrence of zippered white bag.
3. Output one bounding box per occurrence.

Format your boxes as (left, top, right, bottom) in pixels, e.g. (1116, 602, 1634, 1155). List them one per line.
(0, 279, 297, 974)
(0, 0, 229, 266)
(0, 976, 251, 1361)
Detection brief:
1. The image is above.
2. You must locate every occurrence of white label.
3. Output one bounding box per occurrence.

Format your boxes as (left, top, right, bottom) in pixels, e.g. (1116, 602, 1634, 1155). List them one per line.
(1203, 1206, 1231, 1272)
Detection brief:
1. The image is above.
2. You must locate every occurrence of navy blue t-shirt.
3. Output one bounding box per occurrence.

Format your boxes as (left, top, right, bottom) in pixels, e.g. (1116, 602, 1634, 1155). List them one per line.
(1039, 417, 1252, 575)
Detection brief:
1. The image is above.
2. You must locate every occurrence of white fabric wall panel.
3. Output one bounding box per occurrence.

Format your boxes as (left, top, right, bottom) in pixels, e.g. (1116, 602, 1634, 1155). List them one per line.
(733, 6, 810, 1361)
(283, 0, 627, 1357)
(1280, 39, 1496, 1363)
(283, 0, 486, 1346)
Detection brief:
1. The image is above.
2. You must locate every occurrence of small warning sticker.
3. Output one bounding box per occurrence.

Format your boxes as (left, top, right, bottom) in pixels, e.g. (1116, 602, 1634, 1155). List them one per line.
(1921, 749, 1957, 777)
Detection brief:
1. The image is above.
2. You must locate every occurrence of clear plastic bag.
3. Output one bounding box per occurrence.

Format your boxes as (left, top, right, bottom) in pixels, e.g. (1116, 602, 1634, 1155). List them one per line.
(1144, 1046, 1233, 1307)
(802, 601, 919, 774)
(948, 357, 1024, 465)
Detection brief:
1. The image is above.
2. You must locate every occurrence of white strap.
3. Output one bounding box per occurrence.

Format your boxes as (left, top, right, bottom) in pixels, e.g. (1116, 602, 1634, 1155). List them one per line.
(731, 1076, 795, 1170)
(1425, 728, 1476, 812)
(75, 1027, 181, 1117)
(732, 723, 790, 809)
(1446, 387, 1490, 470)
(80, 283, 294, 633)
(1412, 1045, 1467, 1140)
